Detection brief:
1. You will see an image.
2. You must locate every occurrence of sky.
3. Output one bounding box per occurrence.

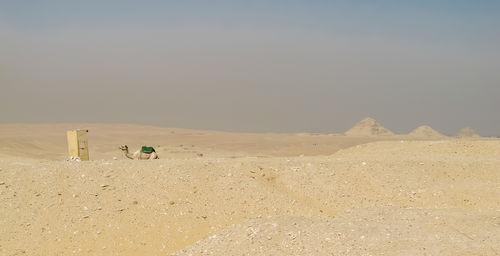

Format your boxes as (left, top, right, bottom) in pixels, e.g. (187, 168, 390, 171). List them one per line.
(1, 1, 499, 136)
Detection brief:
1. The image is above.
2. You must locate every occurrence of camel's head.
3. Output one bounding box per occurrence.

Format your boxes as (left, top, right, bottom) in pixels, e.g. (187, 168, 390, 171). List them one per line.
(119, 145, 128, 151)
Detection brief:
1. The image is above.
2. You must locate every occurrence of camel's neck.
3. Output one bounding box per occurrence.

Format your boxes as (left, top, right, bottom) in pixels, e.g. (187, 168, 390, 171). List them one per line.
(121, 149, 134, 159)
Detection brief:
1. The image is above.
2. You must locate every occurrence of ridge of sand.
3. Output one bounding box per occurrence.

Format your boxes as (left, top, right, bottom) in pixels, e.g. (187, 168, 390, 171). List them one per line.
(344, 117, 395, 137)
(172, 208, 499, 256)
(1, 139, 499, 255)
(408, 125, 446, 139)
(457, 127, 481, 138)
(1, 124, 500, 255)
(0, 123, 382, 160)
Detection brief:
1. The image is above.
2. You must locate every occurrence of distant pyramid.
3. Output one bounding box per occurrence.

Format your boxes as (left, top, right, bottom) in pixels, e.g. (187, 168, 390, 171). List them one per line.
(457, 127, 480, 138)
(409, 125, 446, 139)
(344, 117, 394, 137)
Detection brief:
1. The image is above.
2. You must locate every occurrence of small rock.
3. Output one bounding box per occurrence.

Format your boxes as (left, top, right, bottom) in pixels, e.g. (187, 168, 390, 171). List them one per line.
(113, 157, 118, 160)
(169, 201, 175, 205)
(100, 184, 109, 188)
(0, 182, 5, 185)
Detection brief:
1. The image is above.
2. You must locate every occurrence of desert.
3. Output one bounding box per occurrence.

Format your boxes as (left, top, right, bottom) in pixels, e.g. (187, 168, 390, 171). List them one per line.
(0, 121, 498, 255)
(3, 2, 500, 255)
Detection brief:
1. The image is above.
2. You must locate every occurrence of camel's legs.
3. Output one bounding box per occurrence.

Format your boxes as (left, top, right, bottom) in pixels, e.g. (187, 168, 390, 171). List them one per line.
(149, 152, 158, 160)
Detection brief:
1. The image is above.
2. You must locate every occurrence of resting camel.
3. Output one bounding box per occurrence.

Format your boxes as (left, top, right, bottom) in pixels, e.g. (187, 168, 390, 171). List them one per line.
(119, 145, 159, 160)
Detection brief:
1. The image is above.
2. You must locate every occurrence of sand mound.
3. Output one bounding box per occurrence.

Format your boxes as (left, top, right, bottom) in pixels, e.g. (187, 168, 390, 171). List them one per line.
(457, 127, 480, 138)
(0, 124, 381, 160)
(409, 125, 446, 139)
(1, 124, 499, 255)
(173, 208, 499, 255)
(344, 117, 394, 137)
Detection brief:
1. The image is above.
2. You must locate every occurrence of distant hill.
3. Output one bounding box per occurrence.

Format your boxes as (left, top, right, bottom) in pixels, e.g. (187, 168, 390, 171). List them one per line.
(457, 127, 480, 138)
(344, 117, 395, 137)
(409, 125, 446, 139)
(0, 123, 380, 160)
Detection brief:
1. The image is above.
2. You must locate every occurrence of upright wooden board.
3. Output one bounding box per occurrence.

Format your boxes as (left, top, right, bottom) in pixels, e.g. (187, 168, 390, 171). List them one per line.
(77, 130, 89, 160)
(67, 130, 79, 158)
(67, 130, 89, 160)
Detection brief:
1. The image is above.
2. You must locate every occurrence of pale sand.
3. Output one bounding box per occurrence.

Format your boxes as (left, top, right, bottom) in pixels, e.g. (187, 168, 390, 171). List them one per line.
(0, 124, 498, 255)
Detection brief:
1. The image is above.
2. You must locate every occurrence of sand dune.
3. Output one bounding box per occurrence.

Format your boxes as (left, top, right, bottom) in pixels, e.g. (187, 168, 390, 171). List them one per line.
(0, 123, 381, 160)
(0, 124, 499, 255)
(174, 208, 499, 256)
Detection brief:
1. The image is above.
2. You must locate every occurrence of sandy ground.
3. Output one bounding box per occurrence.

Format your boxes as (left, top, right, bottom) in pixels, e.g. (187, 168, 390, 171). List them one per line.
(0, 124, 499, 255)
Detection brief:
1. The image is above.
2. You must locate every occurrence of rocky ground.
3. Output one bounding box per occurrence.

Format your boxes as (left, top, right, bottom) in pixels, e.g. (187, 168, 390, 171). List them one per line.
(0, 124, 499, 255)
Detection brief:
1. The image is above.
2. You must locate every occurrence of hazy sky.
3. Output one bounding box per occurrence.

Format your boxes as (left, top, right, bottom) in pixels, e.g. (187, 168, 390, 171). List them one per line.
(1, 1, 499, 136)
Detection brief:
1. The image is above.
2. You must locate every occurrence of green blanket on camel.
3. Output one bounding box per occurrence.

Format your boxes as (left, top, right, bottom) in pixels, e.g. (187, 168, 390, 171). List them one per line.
(140, 146, 156, 153)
